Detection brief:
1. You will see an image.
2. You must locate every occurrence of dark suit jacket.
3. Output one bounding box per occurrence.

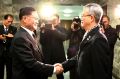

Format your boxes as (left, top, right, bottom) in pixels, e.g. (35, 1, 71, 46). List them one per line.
(62, 26, 111, 79)
(40, 25, 68, 64)
(0, 25, 17, 56)
(104, 25, 117, 66)
(11, 27, 54, 79)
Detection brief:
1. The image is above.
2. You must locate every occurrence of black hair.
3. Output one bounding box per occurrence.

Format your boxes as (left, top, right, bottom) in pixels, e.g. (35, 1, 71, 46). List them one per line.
(19, 7, 36, 20)
(102, 15, 110, 21)
(4, 14, 13, 20)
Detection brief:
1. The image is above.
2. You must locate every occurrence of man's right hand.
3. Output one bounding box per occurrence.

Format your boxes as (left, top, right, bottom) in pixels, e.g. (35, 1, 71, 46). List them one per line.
(54, 63, 64, 74)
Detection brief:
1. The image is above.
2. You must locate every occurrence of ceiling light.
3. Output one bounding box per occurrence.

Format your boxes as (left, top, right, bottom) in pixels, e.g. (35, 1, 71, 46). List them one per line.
(63, 8, 73, 13)
(40, 3, 56, 18)
(63, 14, 71, 17)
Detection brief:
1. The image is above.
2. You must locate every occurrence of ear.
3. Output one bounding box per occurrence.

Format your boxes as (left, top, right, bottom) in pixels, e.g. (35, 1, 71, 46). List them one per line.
(22, 16, 28, 22)
(90, 15, 95, 23)
(23, 16, 27, 20)
(58, 18, 61, 23)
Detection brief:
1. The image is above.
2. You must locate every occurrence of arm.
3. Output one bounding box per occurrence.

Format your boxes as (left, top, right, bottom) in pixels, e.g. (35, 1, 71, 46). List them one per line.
(0, 35, 6, 40)
(62, 56, 77, 72)
(89, 37, 111, 79)
(51, 26, 68, 41)
(12, 37, 54, 76)
(6, 26, 17, 38)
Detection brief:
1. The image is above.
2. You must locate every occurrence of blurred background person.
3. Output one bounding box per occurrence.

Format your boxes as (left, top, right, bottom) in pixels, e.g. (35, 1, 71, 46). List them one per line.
(67, 16, 85, 79)
(0, 14, 17, 79)
(101, 15, 117, 72)
(116, 25, 120, 40)
(40, 14, 68, 79)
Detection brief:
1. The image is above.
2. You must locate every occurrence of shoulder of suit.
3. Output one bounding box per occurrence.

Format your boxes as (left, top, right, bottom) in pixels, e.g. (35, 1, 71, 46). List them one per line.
(0, 24, 3, 27)
(10, 25, 17, 29)
(0, 24, 4, 29)
(10, 25, 17, 28)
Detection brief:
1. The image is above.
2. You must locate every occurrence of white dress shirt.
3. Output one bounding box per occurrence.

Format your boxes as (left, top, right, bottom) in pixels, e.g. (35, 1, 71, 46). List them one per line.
(21, 26, 34, 39)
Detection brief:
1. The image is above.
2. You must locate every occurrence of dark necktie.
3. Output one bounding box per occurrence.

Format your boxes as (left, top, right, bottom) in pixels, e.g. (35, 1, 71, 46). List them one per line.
(32, 33, 38, 47)
(32, 33, 44, 61)
(32, 33, 36, 39)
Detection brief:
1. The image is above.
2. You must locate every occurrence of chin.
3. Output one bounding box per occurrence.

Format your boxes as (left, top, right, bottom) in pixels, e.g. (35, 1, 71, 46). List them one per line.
(81, 25, 84, 28)
(33, 26, 37, 30)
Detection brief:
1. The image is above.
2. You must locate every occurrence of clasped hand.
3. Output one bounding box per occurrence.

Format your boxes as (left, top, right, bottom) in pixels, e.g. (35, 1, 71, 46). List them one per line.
(54, 63, 63, 74)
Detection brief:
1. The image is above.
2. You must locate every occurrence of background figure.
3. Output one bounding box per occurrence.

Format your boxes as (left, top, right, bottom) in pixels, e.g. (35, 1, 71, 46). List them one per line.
(67, 16, 85, 79)
(116, 25, 120, 40)
(11, 7, 63, 79)
(40, 14, 68, 79)
(61, 3, 111, 79)
(101, 15, 117, 71)
(0, 14, 17, 79)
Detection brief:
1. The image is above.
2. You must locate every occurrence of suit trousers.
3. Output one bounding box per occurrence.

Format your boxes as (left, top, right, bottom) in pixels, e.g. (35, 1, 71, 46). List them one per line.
(56, 73, 64, 79)
(0, 48, 12, 79)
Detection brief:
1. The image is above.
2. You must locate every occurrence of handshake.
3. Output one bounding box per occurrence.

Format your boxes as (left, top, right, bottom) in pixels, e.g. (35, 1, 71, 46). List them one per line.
(54, 63, 64, 74)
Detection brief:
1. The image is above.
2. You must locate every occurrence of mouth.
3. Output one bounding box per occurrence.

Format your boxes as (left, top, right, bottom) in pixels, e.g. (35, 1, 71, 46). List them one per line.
(81, 21, 83, 24)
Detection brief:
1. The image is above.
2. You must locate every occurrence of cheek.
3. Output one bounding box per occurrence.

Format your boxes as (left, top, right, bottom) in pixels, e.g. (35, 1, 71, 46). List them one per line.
(6, 22, 10, 26)
(29, 20, 35, 26)
(81, 22, 84, 27)
(105, 22, 109, 25)
(81, 20, 86, 26)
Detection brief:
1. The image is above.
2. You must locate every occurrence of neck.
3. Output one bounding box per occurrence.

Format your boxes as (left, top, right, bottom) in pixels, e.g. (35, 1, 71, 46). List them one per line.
(3, 24, 9, 28)
(21, 22, 34, 32)
(85, 23, 97, 32)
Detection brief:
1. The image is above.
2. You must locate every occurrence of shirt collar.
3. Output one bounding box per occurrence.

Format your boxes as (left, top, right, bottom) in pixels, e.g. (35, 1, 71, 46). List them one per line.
(3, 25, 8, 29)
(21, 26, 34, 38)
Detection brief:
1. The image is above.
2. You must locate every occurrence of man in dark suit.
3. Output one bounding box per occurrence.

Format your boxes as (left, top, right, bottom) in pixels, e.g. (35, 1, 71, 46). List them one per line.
(116, 25, 120, 40)
(67, 17, 85, 79)
(101, 15, 117, 71)
(56, 3, 111, 79)
(40, 14, 68, 79)
(10, 7, 63, 79)
(0, 14, 17, 79)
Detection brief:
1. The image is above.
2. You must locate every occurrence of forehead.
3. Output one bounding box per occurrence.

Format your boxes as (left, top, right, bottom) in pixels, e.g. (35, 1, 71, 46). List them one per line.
(52, 15, 59, 20)
(102, 17, 109, 21)
(82, 8, 89, 14)
(5, 16, 13, 21)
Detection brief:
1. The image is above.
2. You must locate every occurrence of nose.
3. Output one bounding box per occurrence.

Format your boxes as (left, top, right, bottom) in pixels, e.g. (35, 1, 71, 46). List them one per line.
(35, 19, 39, 24)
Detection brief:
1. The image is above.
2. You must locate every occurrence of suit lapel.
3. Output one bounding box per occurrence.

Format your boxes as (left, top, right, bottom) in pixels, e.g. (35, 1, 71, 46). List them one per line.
(1, 25, 5, 34)
(78, 26, 99, 57)
(19, 28, 36, 47)
(8, 26, 13, 34)
(19, 27, 44, 61)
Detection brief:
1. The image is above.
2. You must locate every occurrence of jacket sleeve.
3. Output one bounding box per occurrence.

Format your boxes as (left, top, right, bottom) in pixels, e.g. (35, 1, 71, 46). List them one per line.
(52, 27, 68, 41)
(11, 37, 54, 76)
(12, 26, 17, 35)
(62, 56, 77, 72)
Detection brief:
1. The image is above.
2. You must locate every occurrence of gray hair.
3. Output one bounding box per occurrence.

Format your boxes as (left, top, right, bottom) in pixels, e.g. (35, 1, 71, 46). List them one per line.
(84, 3, 103, 24)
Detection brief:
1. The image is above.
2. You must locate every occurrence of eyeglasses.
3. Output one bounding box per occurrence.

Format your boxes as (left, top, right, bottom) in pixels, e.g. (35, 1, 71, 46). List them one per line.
(81, 14, 91, 17)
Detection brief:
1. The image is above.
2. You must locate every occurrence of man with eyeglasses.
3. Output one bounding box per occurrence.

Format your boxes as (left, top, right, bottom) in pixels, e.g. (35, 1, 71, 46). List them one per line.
(56, 3, 111, 79)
